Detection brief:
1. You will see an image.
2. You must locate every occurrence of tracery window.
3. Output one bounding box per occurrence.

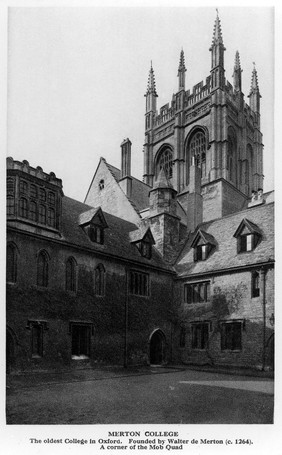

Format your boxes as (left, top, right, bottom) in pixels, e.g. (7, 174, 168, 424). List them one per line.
(187, 130, 206, 183)
(156, 148, 173, 179)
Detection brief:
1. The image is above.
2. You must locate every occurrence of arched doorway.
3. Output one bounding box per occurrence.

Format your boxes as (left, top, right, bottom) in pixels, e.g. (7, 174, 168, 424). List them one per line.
(149, 330, 166, 365)
(6, 328, 16, 374)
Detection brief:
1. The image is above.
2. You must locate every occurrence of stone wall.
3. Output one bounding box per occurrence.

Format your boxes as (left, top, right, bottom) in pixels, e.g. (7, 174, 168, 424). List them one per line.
(174, 267, 274, 369)
(6, 230, 174, 372)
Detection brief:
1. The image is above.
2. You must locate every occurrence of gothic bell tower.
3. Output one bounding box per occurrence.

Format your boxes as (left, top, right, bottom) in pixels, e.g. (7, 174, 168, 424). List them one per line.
(142, 11, 264, 226)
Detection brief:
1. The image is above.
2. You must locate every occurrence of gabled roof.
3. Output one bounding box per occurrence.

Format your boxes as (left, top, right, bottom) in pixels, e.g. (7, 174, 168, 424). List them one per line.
(60, 196, 172, 271)
(105, 161, 151, 212)
(129, 226, 155, 244)
(78, 207, 108, 228)
(175, 199, 274, 277)
(233, 218, 262, 238)
(191, 229, 217, 248)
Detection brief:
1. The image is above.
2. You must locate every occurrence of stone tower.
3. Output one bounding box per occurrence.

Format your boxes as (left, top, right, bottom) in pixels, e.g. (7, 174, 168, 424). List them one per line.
(143, 12, 264, 226)
(148, 167, 180, 262)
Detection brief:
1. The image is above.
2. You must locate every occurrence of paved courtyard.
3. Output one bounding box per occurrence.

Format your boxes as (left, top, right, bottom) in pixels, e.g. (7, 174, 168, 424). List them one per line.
(6, 366, 274, 424)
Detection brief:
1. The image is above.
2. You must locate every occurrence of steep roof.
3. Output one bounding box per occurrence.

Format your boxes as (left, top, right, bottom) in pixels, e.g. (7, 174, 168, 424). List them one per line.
(61, 196, 173, 272)
(105, 162, 151, 212)
(106, 160, 187, 224)
(175, 199, 274, 278)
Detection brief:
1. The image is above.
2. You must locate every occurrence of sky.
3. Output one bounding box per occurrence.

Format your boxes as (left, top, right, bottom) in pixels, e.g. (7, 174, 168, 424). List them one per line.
(6, 6, 274, 202)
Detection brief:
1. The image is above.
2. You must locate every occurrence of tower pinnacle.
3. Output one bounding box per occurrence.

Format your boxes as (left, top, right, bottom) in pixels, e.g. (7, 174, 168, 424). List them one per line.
(250, 63, 260, 93)
(177, 49, 187, 90)
(210, 10, 225, 49)
(145, 62, 158, 97)
(209, 10, 226, 89)
(233, 50, 242, 92)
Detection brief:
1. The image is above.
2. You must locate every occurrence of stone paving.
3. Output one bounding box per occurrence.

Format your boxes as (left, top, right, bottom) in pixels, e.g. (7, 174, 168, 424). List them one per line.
(6, 366, 274, 424)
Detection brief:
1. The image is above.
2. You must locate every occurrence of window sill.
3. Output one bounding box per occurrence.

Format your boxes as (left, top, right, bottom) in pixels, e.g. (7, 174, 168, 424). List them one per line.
(71, 355, 89, 360)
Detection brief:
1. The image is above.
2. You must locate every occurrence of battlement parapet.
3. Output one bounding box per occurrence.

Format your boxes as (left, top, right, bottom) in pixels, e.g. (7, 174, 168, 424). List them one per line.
(7, 157, 63, 189)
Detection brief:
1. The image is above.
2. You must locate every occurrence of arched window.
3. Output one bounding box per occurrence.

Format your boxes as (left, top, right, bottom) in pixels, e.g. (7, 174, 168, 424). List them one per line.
(7, 243, 17, 283)
(19, 198, 28, 218)
(187, 130, 206, 183)
(227, 128, 237, 184)
(66, 257, 77, 292)
(156, 148, 173, 179)
(37, 251, 49, 287)
(95, 264, 105, 297)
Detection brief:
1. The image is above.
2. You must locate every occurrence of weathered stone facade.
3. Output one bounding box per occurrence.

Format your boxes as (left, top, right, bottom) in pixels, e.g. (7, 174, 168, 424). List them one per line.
(7, 13, 274, 373)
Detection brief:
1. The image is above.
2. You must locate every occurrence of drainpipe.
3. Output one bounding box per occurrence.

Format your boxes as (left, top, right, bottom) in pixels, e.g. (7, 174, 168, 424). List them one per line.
(124, 269, 129, 368)
(260, 267, 266, 371)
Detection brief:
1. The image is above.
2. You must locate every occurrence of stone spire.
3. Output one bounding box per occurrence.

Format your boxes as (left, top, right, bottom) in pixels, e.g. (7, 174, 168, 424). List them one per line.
(233, 50, 242, 92)
(209, 10, 226, 89)
(177, 49, 187, 91)
(145, 62, 158, 97)
(210, 9, 225, 48)
(248, 63, 261, 113)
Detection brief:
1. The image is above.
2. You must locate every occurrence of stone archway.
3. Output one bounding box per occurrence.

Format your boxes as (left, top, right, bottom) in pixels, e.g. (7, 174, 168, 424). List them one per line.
(149, 329, 166, 365)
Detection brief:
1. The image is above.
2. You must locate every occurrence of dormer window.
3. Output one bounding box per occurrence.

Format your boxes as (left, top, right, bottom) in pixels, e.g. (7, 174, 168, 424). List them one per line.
(129, 227, 155, 260)
(191, 229, 216, 262)
(89, 225, 104, 244)
(238, 233, 258, 252)
(79, 207, 108, 245)
(233, 219, 262, 254)
(137, 240, 152, 259)
(195, 244, 209, 261)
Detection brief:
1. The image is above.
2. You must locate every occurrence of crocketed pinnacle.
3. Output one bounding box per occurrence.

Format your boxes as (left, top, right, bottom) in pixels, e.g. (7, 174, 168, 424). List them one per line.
(178, 49, 187, 73)
(234, 50, 241, 70)
(249, 63, 260, 94)
(145, 62, 158, 97)
(210, 10, 225, 49)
